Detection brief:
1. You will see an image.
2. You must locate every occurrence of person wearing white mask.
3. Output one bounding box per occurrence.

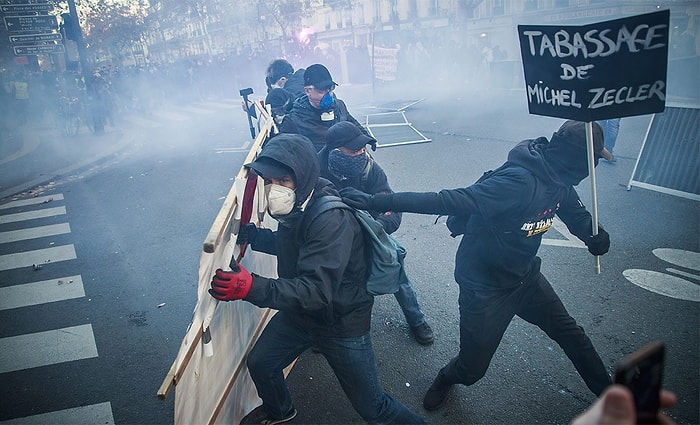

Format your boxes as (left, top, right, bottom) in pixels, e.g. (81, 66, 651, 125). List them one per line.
(209, 134, 425, 425)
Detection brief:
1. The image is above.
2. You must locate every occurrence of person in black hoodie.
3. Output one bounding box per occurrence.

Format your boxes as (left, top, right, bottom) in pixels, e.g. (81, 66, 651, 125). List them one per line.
(289, 63, 368, 152)
(341, 120, 614, 412)
(209, 134, 425, 425)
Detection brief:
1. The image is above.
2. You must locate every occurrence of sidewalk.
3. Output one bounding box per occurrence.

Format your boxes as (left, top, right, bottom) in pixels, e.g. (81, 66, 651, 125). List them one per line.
(0, 121, 126, 201)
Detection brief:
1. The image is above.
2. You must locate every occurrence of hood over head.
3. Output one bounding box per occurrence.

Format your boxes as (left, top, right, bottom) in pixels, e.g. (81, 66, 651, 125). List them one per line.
(246, 133, 319, 206)
(544, 120, 609, 185)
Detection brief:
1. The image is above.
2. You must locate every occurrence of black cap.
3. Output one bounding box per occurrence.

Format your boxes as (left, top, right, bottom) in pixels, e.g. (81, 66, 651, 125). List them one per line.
(326, 121, 376, 151)
(303, 64, 337, 90)
(246, 156, 294, 179)
(552, 120, 611, 160)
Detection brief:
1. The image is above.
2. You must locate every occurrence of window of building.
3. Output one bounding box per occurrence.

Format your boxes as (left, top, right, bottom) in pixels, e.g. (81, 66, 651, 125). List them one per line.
(524, 0, 538, 11)
(555, 0, 569, 7)
(493, 0, 504, 16)
(409, 0, 418, 19)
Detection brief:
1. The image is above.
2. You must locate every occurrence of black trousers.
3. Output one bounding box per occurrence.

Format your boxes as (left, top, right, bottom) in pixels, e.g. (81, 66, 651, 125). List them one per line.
(440, 271, 611, 396)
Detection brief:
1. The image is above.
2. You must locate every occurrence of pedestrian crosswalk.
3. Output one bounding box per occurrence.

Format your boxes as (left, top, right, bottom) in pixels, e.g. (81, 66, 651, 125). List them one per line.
(0, 194, 115, 424)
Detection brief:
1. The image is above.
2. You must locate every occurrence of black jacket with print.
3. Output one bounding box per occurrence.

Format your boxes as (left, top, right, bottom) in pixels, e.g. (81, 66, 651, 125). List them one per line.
(370, 137, 598, 290)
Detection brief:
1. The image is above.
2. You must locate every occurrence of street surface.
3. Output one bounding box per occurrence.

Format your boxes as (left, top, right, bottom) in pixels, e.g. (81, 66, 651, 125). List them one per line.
(0, 83, 697, 424)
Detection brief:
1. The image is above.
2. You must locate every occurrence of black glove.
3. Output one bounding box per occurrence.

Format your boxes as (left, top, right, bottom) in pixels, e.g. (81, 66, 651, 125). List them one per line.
(236, 223, 258, 246)
(339, 187, 374, 210)
(586, 227, 610, 256)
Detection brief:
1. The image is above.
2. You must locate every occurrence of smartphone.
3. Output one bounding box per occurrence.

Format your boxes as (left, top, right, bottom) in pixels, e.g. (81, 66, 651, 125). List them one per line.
(614, 341, 665, 424)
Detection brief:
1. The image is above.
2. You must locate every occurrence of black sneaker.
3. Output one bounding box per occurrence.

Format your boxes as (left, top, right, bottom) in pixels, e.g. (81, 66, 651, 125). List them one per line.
(410, 323, 435, 345)
(240, 406, 297, 425)
(423, 373, 452, 411)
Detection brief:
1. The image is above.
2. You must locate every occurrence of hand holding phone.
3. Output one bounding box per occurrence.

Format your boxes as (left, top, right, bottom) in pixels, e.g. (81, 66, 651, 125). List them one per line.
(614, 341, 665, 424)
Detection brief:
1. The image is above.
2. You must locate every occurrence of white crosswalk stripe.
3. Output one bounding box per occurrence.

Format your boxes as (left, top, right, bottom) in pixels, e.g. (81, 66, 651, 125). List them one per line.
(0, 275, 85, 310)
(0, 324, 99, 374)
(0, 193, 114, 423)
(0, 244, 77, 271)
(0, 206, 66, 225)
(0, 223, 71, 243)
(0, 402, 115, 425)
(0, 194, 64, 210)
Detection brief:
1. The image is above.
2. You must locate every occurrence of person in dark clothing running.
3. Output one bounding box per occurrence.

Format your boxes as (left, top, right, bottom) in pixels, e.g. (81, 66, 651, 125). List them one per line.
(290, 63, 368, 152)
(319, 121, 434, 345)
(341, 120, 614, 411)
(209, 134, 425, 425)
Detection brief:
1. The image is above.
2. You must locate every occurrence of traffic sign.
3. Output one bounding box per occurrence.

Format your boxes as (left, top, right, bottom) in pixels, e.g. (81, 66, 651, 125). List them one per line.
(1, 4, 53, 14)
(4, 15, 58, 32)
(13, 43, 64, 55)
(9, 32, 61, 43)
(1, 0, 50, 3)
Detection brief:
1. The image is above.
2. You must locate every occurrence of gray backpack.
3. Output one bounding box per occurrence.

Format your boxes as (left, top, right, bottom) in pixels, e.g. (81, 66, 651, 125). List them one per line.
(305, 195, 407, 295)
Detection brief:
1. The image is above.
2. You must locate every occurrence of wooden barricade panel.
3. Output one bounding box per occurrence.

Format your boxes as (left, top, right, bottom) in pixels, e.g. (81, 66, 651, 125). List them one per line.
(160, 106, 287, 424)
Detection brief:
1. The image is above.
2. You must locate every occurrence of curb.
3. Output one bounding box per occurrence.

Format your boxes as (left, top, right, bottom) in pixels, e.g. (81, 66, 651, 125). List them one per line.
(0, 128, 128, 202)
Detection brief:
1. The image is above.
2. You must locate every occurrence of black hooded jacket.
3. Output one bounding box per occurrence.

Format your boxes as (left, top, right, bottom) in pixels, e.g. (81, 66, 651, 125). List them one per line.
(289, 94, 368, 152)
(368, 137, 598, 290)
(283, 69, 306, 100)
(245, 135, 374, 338)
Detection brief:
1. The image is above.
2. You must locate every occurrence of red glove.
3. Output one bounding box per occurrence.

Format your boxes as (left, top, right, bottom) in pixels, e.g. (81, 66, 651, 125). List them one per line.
(208, 263, 253, 301)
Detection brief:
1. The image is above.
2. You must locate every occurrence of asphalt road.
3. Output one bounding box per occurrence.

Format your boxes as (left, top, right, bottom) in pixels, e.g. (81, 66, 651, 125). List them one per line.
(284, 87, 699, 424)
(0, 83, 697, 425)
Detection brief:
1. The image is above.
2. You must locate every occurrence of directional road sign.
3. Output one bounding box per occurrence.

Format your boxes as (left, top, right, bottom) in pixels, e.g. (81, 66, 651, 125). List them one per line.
(9, 32, 61, 43)
(2, 0, 50, 3)
(13, 44, 64, 55)
(4, 15, 58, 32)
(1, 4, 54, 14)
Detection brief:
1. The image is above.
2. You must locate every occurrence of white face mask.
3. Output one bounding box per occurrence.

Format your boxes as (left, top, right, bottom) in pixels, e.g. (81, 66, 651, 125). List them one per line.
(265, 184, 296, 216)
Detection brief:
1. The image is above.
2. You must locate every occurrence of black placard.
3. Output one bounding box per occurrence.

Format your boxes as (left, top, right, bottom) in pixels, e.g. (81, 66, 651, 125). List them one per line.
(518, 10, 669, 121)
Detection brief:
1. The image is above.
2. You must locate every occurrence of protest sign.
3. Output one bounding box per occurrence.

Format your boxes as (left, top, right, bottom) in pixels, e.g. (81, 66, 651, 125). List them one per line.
(518, 10, 669, 121)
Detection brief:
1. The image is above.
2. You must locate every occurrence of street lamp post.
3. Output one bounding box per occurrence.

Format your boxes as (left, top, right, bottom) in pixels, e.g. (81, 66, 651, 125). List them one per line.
(66, 0, 89, 77)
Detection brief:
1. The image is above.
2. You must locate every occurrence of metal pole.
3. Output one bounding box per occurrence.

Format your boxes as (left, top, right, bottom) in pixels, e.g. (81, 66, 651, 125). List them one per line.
(371, 28, 375, 102)
(66, 0, 90, 80)
(585, 121, 601, 274)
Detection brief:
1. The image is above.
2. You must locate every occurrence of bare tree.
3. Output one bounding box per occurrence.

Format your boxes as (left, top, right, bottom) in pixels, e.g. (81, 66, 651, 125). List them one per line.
(258, 0, 314, 39)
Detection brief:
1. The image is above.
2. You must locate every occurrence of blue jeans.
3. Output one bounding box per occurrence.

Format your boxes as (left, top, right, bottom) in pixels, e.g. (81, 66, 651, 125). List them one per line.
(393, 277, 427, 328)
(598, 118, 621, 154)
(247, 312, 426, 425)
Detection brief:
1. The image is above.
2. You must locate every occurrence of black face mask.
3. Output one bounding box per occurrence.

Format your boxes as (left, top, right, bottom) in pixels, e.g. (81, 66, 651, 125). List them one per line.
(545, 142, 594, 185)
(328, 149, 368, 180)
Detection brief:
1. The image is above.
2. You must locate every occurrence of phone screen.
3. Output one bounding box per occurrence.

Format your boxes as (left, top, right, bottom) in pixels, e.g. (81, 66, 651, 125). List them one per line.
(614, 341, 665, 424)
